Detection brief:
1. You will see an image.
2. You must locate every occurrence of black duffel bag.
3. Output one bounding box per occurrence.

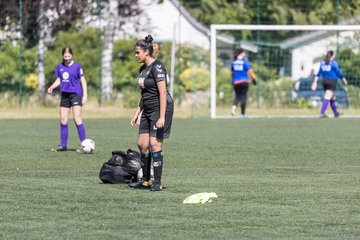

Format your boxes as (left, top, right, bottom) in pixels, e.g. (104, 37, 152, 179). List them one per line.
(99, 149, 142, 184)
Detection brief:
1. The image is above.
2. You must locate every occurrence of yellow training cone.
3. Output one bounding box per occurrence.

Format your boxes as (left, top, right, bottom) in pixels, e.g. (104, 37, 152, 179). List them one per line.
(183, 192, 218, 204)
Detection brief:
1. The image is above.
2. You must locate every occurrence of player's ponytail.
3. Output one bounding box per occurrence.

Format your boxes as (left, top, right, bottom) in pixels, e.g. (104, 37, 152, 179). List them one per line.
(152, 43, 159, 58)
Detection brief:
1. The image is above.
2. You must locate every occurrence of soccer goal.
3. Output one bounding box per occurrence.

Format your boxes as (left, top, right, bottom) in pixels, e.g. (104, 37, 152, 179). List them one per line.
(210, 24, 360, 119)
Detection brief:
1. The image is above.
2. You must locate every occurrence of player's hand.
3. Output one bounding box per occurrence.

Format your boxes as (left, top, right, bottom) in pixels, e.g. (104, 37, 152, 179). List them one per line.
(130, 115, 138, 126)
(252, 79, 257, 86)
(82, 95, 88, 105)
(311, 82, 317, 91)
(47, 87, 54, 94)
(156, 117, 165, 129)
(344, 85, 348, 93)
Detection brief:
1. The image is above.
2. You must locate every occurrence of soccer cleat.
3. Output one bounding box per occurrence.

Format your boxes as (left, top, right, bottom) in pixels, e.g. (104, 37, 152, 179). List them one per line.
(128, 180, 153, 189)
(51, 145, 67, 152)
(150, 184, 162, 191)
(319, 114, 328, 118)
(240, 114, 246, 118)
(334, 112, 343, 118)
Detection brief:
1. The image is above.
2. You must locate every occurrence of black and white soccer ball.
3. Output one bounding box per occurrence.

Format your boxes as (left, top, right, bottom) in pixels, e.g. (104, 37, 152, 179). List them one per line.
(81, 139, 95, 154)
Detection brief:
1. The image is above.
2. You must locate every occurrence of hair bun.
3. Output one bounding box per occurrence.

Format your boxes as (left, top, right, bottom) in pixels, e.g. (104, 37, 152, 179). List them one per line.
(145, 35, 153, 44)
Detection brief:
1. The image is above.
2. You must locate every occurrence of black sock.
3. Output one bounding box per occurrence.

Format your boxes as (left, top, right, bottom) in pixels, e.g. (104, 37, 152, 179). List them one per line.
(141, 153, 151, 181)
(152, 151, 163, 185)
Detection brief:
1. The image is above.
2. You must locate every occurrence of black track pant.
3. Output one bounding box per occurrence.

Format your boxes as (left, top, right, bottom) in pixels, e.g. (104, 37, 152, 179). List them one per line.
(233, 83, 249, 115)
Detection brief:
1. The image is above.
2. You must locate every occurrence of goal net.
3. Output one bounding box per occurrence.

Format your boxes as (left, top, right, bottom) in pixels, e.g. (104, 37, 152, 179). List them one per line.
(210, 24, 360, 119)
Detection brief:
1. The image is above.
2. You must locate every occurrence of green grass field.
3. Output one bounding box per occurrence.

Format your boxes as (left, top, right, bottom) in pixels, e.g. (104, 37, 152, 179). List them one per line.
(1, 118, 360, 240)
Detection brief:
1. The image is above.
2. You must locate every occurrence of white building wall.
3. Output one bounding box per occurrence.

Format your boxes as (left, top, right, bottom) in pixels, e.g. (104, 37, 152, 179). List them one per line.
(134, 0, 210, 49)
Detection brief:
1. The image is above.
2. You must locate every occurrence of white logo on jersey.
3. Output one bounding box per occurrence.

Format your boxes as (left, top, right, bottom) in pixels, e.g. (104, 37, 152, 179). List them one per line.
(156, 64, 163, 72)
(157, 73, 165, 78)
(233, 64, 243, 71)
(80, 68, 84, 75)
(60, 68, 64, 72)
(62, 72, 69, 80)
(138, 77, 145, 89)
(321, 65, 331, 71)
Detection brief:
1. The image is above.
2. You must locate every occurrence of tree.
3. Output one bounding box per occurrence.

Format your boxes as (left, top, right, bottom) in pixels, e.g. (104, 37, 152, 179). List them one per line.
(100, 0, 142, 101)
(101, 0, 118, 101)
(180, 0, 360, 41)
(38, 0, 45, 99)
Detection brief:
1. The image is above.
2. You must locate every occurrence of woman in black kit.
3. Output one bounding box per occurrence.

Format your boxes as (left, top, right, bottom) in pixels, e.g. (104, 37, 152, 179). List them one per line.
(129, 35, 174, 192)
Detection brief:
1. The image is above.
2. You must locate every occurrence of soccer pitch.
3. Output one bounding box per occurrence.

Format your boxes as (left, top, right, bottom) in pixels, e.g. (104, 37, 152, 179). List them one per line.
(1, 118, 360, 239)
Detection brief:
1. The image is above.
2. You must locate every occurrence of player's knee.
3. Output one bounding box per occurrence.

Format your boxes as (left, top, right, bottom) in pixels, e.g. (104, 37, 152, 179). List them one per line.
(149, 142, 162, 152)
(137, 141, 148, 153)
(73, 116, 82, 125)
(60, 117, 68, 125)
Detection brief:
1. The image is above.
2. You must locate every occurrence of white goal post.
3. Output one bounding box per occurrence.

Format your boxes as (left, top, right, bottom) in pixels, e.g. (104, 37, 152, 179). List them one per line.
(210, 24, 360, 119)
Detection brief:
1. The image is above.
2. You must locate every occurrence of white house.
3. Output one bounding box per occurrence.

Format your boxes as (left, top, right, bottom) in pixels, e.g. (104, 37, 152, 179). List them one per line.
(123, 0, 233, 50)
(279, 17, 360, 80)
(280, 30, 358, 80)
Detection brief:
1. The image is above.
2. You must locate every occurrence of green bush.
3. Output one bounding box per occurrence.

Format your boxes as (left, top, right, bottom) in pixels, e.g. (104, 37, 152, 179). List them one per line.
(249, 77, 294, 108)
(112, 38, 140, 91)
(347, 85, 360, 108)
(121, 86, 140, 108)
(215, 67, 232, 105)
(180, 67, 210, 91)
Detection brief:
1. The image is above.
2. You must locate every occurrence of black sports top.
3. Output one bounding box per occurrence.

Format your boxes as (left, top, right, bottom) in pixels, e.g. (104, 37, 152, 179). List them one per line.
(138, 59, 171, 111)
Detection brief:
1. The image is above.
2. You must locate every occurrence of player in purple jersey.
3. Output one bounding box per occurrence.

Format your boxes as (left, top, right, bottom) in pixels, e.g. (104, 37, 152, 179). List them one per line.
(311, 51, 348, 118)
(128, 35, 174, 191)
(230, 48, 257, 117)
(47, 47, 88, 151)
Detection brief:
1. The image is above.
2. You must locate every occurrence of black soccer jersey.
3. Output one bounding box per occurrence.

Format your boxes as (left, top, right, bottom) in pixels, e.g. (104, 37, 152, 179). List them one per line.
(138, 59, 170, 111)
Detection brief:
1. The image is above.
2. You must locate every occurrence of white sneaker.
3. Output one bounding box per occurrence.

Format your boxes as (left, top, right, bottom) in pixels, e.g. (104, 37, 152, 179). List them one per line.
(240, 114, 246, 118)
(231, 106, 236, 116)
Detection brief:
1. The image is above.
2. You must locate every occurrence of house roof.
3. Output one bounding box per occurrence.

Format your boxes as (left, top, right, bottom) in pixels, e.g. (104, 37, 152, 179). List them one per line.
(279, 16, 360, 49)
(168, 0, 234, 45)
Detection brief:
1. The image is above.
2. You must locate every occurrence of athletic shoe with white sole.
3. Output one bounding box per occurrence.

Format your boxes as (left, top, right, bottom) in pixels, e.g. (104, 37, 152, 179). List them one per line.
(51, 145, 67, 152)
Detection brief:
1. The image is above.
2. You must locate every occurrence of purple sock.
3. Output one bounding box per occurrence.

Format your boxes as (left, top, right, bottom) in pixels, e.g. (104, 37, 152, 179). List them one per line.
(330, 99, 338, 115)
(60, 123, 68, 148)
(321, 99, 330, 115)
(76, 123, 86, 142)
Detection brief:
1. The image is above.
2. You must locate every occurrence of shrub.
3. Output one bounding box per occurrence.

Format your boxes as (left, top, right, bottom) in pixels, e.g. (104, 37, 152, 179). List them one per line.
(25, 73, 38, 90)
(180, 67, 210, 91)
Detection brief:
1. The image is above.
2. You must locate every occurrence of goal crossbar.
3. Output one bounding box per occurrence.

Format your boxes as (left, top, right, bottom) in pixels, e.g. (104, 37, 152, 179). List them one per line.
(210, 24, 360, 119)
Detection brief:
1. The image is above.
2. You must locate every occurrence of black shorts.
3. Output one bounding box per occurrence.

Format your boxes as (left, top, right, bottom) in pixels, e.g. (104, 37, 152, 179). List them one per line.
(139, 100, 174, 139)
(322, 78, 337, 91)
(60, 92, 83, 108)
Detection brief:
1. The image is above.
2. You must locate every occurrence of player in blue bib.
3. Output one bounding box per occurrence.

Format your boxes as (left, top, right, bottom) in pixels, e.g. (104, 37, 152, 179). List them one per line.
(230, 48, 257, 117)
(311, 50, 348, 118)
